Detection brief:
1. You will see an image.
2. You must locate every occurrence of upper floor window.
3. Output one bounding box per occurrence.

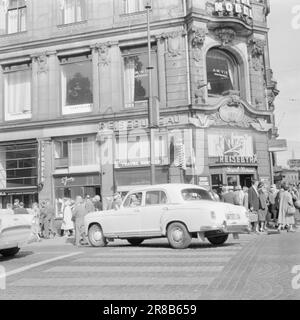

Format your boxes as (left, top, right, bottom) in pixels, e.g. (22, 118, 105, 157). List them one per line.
(122, 45, 158, 109)
(122, 0, 146, 14)
(59, 0, 86, 24)
(206, 48, 239, 96)
(3, 61, 32, 121)
(54, 136, 97, 168)
(0, 0, 27, 34)
(59, 52, 93, 115)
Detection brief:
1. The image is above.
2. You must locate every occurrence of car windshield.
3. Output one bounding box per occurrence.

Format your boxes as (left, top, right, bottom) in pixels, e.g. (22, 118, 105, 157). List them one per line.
(181, 188, 213, 201)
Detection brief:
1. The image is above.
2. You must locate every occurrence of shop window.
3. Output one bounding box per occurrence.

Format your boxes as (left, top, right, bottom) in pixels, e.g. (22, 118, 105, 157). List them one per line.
(59, 0, 86, 25)
(3, 61, 32, 121)
(54, 136, 97, 168)
(0, 0, 27, 34)
(122, 46, 158, 109)
(60, 53, 93, 115)
(211, 174, 223, 188)
(0, 142, 38, 189)
(122, 0, 147, 14)
(206, 48, 239, 96)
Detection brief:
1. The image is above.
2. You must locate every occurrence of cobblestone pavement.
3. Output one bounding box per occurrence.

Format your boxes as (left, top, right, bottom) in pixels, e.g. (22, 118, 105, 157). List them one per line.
(0, 230, 300, 300)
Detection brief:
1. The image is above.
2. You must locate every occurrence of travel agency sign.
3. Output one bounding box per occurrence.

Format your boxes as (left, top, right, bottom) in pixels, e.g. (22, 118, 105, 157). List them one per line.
(214, 0, 253, 20)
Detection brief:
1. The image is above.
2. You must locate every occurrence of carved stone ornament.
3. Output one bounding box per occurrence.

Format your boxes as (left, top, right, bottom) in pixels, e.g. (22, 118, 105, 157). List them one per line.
(188, 27, 207, 62)
(96, 42, 111, 66)
(194, 80, 207, 104)
(189, 95, 273, 132)
(34, 54, 48, 73)
(248, 38, 266, 71)
(215, 28, 236, 46)
(161, 30, 186, 57)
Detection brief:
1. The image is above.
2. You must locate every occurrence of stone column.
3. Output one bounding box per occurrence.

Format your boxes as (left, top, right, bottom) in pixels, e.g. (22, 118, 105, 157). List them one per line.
(188, 25, 208, 106)
(91, 44, 100, 114)
(248, 37, 267, 110)
(97, 129, 115, 210)
(32, 53, 49, 120)
(156, 35, 167, 109)
(38, 138, 54, 205)
(47, 51, 60, 119)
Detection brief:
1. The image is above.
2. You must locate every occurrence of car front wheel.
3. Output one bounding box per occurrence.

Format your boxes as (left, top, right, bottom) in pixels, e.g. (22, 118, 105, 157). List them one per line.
(0, 247, 20, 257)
(207, 234, 229, 245)
(127, 238, 144, 246)
(167, 222, 192, 249)
(88, 224, 107, 247)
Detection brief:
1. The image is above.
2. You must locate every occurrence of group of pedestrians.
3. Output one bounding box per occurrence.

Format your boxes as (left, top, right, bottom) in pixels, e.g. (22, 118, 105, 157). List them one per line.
(214, 180, 300, 234)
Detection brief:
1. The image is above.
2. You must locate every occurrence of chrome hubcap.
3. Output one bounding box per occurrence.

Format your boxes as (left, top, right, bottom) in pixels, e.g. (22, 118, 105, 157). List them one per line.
(172, 228, 184, 242)
(94, 230, 102, 241)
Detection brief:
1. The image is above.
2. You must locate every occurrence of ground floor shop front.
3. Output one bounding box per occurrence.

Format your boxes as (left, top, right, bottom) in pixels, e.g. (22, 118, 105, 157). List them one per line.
(0, 96, 278, 211)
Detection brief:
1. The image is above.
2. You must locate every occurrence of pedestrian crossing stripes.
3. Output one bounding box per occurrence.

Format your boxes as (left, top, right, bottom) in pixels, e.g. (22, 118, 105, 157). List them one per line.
(44, 265, 224, 273)
(88, 251, 238, 257)
(4, 235, 257, 299)
(10, 276, 215, 287)
(70, 256, 232, 263)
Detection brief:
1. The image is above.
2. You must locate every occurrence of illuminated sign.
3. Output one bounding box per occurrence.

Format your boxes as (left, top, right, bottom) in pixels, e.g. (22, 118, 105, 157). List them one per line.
(219, 154, 258, 164)
(214, 0, 253, 19)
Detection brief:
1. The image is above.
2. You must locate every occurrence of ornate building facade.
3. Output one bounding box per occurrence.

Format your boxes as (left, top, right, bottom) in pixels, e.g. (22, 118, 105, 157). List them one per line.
(0, 0, 279, 210)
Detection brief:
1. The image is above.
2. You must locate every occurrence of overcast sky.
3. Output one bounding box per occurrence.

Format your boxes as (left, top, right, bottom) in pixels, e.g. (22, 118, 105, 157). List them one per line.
(269, 0, 300, 166)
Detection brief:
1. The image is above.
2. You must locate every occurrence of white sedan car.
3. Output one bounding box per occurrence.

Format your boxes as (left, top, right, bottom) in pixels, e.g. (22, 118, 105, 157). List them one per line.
(84, 184, 250, 249)
(0, 211, 32, 257)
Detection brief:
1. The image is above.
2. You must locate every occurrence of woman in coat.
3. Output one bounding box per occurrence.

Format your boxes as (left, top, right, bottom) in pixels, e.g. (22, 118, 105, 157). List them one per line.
(61, 199, 74, 237)
(258, 182, 268, 232)
(278, 184, 295, 232)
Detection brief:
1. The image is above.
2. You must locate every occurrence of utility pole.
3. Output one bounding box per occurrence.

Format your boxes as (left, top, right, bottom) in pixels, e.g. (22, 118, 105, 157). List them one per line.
(146, 1, 156, 185)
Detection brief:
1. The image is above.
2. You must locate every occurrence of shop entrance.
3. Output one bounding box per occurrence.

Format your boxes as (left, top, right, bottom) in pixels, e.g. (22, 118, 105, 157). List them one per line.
(227, 174, 254, 188)
(240, 174, 253, 188)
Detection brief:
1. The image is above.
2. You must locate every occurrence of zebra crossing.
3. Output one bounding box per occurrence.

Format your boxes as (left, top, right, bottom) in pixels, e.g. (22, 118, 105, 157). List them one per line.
(3, 236, 255, 300)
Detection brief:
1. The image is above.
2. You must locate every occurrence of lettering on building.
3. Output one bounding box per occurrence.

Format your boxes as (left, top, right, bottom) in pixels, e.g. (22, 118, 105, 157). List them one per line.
(214, 0, 253, 19)
(218, 154, 258, 164)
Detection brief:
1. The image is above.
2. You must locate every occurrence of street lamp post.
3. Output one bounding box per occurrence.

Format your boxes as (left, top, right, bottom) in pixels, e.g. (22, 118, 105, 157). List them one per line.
(146, 1, 156, 185)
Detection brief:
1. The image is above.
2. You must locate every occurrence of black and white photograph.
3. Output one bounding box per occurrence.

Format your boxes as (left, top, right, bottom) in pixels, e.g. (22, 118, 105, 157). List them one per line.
(0, 0, 300, 306)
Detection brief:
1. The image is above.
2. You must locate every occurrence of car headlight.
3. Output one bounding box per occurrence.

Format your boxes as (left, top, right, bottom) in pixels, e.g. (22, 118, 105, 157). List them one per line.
(210, 211, 217, 220)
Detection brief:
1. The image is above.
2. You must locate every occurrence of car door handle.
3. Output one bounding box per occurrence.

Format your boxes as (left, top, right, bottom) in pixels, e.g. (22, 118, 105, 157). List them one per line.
(162, 207, 169, 211)
(134, 209, 141, 212)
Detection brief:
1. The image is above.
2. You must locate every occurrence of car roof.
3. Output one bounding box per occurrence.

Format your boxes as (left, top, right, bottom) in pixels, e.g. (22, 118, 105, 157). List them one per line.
(126, 184, 208, 194)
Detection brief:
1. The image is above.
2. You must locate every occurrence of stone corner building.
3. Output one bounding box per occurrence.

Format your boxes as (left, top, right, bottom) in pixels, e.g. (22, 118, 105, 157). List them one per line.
(0, 0, 280, 211)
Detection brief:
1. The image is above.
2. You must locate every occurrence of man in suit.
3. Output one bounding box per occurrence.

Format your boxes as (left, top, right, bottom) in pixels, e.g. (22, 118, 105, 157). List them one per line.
(73, 196, 88, 246)
(248, 180, 260, 233)
(223, 186, 236, 205)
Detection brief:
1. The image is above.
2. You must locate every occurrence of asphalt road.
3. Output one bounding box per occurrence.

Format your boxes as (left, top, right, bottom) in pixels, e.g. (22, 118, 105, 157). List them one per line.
(0, 231, 300, 300)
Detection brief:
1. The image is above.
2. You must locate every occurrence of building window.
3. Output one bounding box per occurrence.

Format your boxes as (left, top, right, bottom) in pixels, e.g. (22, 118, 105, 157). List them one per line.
(60, 53, 93, 115)
(3, 61, 32, 121)
(123, 46, 158, 109)
(206, 48, 239, 96)
(0, 142, 38, 189)
(54, 136, 97, 169)
(115, 132, 168, 167)
(122, 0, 146, 14)
(0, 0, 27, 34)
(59, 0, 86, 24)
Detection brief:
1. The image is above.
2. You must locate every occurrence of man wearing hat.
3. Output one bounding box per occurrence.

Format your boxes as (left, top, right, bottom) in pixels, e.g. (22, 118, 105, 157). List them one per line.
(268, 184, 279, 227)
(248, 180, 260, 233)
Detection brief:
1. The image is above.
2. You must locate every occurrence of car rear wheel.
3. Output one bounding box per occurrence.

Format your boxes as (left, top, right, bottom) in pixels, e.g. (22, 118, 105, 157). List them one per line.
(207, 234, 229, 245)
(127, 238, 144, 246)
(167, 222, 192, 249)
(0, 247, 20, 257)
(88, 224, 107, 247)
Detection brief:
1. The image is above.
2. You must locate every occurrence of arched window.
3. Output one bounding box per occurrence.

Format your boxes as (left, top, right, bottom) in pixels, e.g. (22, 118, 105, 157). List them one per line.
(206, 48, 240, 96)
